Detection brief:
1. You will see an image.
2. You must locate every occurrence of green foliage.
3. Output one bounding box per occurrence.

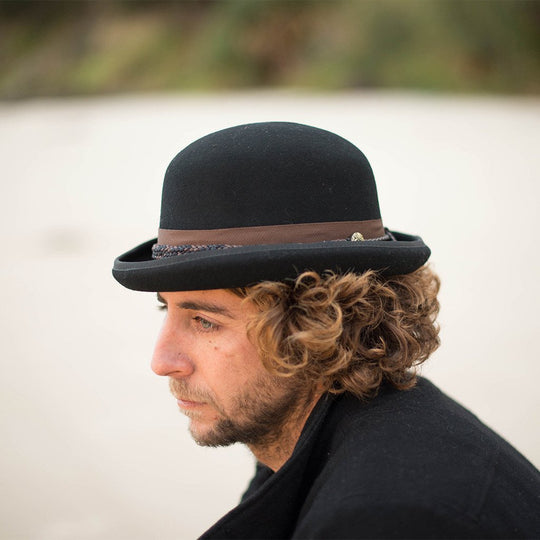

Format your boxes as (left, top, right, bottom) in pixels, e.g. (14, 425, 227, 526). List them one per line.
(0, 0, 538, 98)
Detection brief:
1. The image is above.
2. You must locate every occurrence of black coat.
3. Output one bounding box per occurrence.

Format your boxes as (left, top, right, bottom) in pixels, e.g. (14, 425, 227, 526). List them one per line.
(200, 378, 540, 539)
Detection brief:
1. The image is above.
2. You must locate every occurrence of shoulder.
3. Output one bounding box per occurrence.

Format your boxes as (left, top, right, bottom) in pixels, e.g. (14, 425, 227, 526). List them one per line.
(294, 378, 540, 538)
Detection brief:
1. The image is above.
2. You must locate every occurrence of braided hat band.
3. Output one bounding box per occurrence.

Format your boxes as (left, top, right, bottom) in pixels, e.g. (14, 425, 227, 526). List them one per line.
(152, 244, 240, 259)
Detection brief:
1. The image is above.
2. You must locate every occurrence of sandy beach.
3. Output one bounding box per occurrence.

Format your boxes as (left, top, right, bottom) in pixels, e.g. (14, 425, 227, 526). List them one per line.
(1, 91, 539, 539)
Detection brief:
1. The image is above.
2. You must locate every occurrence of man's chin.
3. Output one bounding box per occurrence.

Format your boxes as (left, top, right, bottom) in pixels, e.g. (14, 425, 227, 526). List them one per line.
(189, 415, 260, 447)
(186, 418, 231, 447)
(189, 426, 236, 448)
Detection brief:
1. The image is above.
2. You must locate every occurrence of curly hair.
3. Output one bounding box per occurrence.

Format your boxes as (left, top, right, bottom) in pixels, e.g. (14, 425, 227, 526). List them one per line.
(235, 265, 440, 400)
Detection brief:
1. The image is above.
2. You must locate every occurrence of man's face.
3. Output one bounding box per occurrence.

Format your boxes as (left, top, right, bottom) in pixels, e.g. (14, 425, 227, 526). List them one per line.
(153, 289, 307, 448)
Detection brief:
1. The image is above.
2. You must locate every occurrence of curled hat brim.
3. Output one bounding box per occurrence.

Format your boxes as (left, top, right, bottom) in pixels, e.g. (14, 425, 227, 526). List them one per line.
(112, 231, 430, 292)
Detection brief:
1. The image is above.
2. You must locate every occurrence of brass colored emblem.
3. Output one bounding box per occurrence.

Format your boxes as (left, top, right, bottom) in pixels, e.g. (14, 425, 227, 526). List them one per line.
(350, 232, 365, 242)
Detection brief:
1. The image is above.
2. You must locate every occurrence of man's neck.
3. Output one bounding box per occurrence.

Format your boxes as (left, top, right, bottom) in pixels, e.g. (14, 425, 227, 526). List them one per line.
(247, 392, 323, 472)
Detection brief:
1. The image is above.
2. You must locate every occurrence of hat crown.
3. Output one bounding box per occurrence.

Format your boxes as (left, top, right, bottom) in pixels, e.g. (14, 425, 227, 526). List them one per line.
(159, 122, 381, 230)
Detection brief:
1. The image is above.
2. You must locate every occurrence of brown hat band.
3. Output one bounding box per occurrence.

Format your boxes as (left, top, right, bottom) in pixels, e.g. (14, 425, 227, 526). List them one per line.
(157, 219, 386, 246)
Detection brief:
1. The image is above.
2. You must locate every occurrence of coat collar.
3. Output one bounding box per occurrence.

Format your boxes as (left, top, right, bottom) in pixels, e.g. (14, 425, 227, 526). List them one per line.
(199, 394, 336, 539)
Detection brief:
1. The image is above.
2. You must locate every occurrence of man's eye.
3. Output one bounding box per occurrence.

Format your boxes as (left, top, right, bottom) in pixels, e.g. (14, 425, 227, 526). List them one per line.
(157, 304, 167, 311)
(195, 317, 215, 331)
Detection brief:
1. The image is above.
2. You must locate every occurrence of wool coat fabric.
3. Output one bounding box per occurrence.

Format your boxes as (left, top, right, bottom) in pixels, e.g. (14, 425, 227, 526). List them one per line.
(200, 378, 540, 539)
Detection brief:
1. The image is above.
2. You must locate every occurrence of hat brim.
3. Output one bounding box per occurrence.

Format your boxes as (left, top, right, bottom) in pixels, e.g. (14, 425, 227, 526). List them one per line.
(112, 230, 430, 292)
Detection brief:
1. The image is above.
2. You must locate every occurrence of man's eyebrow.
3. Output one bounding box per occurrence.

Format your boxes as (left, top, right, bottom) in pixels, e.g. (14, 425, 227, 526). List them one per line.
(156, 293, 235, 318)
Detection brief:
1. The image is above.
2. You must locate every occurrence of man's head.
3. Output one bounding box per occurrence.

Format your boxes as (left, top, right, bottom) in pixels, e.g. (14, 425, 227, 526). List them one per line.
(113, 122, 438, 458)
(150, 267, 440, 453)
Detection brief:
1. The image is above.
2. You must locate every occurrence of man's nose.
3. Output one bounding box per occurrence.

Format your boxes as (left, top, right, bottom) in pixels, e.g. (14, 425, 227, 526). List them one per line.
(151, 323, 194, 377)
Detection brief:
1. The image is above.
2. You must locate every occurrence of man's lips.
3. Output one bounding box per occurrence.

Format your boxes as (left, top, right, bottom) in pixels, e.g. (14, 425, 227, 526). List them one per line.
(176, 397, 206, 409)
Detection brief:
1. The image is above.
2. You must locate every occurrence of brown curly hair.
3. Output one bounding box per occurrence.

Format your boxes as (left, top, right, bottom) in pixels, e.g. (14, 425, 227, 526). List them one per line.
(235, 265, 440, 400)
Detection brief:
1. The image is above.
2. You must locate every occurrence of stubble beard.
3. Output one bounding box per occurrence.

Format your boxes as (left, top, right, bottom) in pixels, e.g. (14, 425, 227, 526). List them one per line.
(169, 374, 310, 449)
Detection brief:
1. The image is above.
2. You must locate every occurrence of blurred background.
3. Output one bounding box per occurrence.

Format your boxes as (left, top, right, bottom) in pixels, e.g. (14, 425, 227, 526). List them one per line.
(1, 0, 540, 98)
(1, 1, 539, 539)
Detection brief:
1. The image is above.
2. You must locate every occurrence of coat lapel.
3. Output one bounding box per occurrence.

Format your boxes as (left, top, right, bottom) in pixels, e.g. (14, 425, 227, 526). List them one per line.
(199, 395, 334, 539)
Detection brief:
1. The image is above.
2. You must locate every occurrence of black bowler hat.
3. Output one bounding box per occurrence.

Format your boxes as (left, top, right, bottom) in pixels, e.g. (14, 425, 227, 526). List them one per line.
(113, 122, 430, 292)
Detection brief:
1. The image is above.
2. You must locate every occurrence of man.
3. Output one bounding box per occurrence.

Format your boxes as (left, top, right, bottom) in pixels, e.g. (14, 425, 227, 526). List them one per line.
(113, 122, 540, 539)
